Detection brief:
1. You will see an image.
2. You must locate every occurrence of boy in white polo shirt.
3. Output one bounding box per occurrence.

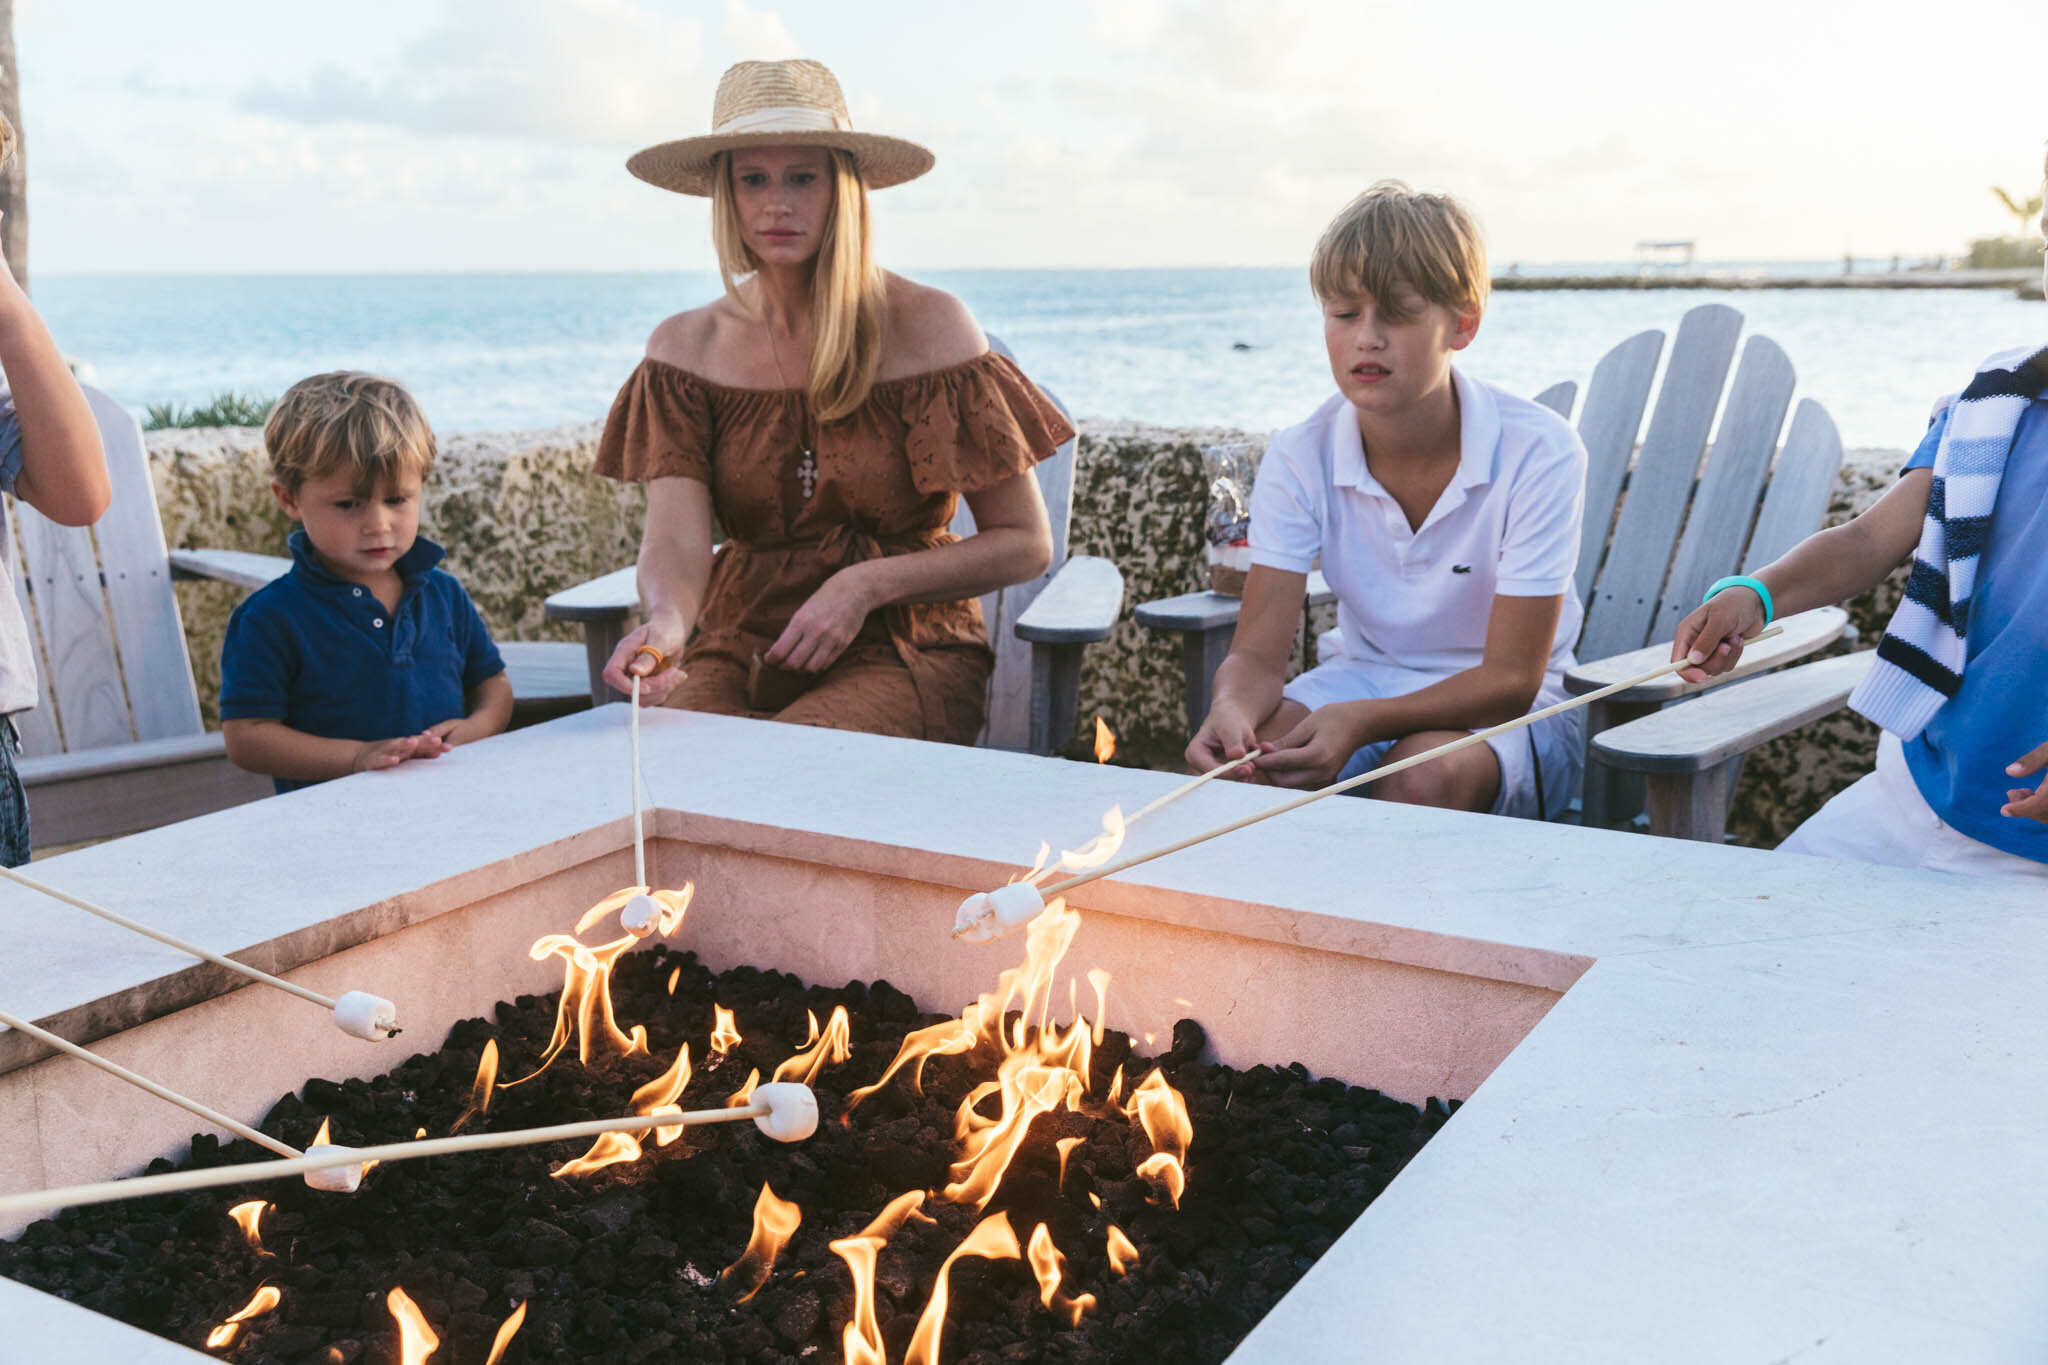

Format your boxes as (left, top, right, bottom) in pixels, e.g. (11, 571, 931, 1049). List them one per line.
(1187, 181, 1587, 818)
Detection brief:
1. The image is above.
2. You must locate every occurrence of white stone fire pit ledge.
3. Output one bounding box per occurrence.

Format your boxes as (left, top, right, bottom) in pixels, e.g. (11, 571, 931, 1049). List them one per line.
(4, 705, 2048, 1362)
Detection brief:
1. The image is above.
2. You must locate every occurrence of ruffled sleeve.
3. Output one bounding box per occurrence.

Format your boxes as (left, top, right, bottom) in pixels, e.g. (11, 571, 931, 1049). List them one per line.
(595, 360, 715, 484)
(900, 351, 1076, 496)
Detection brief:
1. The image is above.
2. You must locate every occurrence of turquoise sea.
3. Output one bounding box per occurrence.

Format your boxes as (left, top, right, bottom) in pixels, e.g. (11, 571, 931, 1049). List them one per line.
(33, 266, 2046, 449)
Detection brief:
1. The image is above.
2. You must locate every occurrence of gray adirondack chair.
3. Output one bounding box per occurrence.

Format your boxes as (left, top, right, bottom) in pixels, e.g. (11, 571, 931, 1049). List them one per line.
(10, 384, 589, 852)
(541, 336, 1124, 756)
(1132, 303, 1847, 831)
(10, 383, 275, 849)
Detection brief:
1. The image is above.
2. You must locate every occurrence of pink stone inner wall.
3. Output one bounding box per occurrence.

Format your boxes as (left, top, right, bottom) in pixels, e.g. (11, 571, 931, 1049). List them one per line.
(2, 832, 1563, 1236)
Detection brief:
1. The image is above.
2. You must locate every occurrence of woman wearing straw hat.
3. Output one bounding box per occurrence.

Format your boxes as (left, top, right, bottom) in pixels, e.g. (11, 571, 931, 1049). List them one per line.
(594, 59, 1069, 743)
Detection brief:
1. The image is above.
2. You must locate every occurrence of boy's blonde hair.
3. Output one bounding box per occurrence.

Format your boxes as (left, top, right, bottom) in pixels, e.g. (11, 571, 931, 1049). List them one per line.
(710, 147, 887, 423)
(264, 372, 436, 497)
(1310, 180, 1489, 321)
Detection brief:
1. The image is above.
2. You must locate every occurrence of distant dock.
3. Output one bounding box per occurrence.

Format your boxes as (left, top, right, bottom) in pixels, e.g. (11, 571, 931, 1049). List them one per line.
(1494, 268, 2039, 296)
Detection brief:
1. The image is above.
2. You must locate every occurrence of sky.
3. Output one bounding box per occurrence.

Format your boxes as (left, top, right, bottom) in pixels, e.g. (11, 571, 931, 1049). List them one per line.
(12, 0, 2047, 275)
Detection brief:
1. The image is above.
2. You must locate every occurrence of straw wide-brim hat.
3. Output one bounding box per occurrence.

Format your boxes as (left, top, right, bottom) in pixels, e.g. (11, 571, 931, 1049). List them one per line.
(627, 59, 933, 197)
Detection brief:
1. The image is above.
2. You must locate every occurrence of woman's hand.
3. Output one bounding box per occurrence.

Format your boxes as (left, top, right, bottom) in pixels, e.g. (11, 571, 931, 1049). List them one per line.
(1252, 703, 1370, 790)
(1186, 701, 1263, 780)
(766, 567, 876, 673)
(603, 614, 690, 703)
(1670, 587, 1767, 683)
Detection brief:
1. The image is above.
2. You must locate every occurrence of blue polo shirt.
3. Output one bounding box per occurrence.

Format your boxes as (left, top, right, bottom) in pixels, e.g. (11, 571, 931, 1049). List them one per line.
(220, 530, 505, 793)
(1897, 393, 2048, 862)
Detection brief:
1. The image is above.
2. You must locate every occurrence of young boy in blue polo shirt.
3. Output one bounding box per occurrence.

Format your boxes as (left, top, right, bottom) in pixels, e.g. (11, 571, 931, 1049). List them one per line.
(1673, 157, 2048, 882)
(1187, 180, 1588, 818)
(220, 372, 511, 792)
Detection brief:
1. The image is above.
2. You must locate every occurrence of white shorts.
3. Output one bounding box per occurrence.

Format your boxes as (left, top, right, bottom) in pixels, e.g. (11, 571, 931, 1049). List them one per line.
(1281, 655, 1583, 820)
(1780, 733, 2048, 883)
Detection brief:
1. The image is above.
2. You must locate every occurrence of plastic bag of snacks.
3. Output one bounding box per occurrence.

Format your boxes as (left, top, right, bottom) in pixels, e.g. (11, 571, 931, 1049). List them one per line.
(1204, 443, 1254, 596)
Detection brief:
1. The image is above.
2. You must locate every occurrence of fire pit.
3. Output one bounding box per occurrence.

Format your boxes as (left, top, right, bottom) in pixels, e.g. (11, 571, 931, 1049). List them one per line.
(5, 707, 2044, 1362)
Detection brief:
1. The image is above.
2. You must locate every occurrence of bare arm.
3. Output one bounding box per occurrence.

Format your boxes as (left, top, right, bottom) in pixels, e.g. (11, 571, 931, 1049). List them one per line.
(601, 476, 716, 700)
(0, 269, 110, 526)
(763, 469, 1054, 672)
(221, 718, 452, 782)
(1185, 564, 1307, 772)
(1672, 468, 1930, 679)
(430, 671, 513, 744)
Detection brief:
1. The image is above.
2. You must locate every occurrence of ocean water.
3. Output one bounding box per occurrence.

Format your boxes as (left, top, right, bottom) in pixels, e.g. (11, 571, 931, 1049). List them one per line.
(32, 267, 2046, 449)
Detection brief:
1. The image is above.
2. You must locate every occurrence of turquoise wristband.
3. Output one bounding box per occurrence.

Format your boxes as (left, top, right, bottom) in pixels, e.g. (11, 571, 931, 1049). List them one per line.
(1704, 574, 1773, 627)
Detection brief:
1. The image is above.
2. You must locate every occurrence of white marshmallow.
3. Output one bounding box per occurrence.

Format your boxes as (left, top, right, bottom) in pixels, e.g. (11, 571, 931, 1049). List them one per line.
(952, 881, 1046, 943)
(302, 1145, 365, 1192)
(619, 893, 662, 938)
(332, 991, 398, 1041)
(749, 1083, 819, 1143)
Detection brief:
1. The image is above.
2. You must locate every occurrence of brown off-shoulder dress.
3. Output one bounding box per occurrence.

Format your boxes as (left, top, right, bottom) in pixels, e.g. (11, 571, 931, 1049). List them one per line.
(595, 350, 1075, 743)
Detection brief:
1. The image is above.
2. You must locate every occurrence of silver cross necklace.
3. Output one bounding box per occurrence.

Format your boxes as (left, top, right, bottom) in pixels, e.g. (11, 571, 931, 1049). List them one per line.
(762, 318, 817, 500)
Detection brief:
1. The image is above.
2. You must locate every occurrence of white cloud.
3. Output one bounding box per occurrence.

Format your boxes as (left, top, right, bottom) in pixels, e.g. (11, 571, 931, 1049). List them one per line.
(236, 0, 708, 147)
(720, 0, 801, 61)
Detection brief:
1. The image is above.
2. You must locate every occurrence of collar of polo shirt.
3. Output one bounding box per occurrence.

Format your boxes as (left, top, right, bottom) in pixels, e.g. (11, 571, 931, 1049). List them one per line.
(1332, 366, 1502, 499)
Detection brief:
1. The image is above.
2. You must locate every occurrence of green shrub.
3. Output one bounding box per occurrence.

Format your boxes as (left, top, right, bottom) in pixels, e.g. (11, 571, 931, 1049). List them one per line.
(143, 392, 277, 430)
(1964, 236, 2041, 270)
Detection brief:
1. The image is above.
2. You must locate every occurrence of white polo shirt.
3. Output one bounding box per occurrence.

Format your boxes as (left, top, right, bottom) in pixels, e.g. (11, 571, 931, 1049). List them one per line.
(1248, 367, 1586, 677)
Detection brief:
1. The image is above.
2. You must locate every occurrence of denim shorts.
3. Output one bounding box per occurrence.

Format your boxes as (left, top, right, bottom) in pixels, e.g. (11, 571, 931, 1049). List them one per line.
(0, 717, 29, 867)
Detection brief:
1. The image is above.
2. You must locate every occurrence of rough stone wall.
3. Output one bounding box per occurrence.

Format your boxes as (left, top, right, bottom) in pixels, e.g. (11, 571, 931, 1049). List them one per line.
(148, 422, 1909, 845)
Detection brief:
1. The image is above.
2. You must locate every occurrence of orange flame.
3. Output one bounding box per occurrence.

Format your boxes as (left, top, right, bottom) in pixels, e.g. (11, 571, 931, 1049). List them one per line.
(1105, 1224, 1138, 1276)
(772, 1004, 852, 1086)
(1054, 1137, 1083, 1189)
(1030, 805, 1128, 887)
(719, 1182, 802, 1303)
(1026, 1223, 1097, 1328)
(1125, 1068, 1193, 1206)
(828, 1191, 929, 1365)
(710, 1004, 742, 1056)
(726, 1068, 760, 1108)
(667, 967, 681, 995)
(504, 931, 644, 1085)
(1086, 969, 1111, 1044)
(572, 883, 694, 937)
(204, 1285, 279, 1350)
(450, 1039, 499, 1134)
(551, 1130, 642, 1179)
(312, 1116, 331, 1146)
(385, 1287, 440, 1365)
(854, 892, 1117, 1215)
(227, 1200, 268, 1254)
(1093, 716, 1116, 763)
(631, 1042, 694, 1145)
(482, 1300, 526, 1365)
(904, 1212, 1022, 1365)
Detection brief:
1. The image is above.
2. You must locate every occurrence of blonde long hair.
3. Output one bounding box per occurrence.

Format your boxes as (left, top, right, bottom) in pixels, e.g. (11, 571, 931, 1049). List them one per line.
(712, 148, 887, 422)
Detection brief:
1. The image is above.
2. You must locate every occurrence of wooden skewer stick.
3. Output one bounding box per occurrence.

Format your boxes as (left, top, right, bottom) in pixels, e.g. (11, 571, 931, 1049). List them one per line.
(0, 1089, 811, 1220)
(631, 672, 647, 889)
(1025, 756, 1247, 888)
(0, 1007, 300, 1160)
(0, 865, 338, 1013)
(1008, 627, 1786, 922)
(1125, 755, 1247, 827)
